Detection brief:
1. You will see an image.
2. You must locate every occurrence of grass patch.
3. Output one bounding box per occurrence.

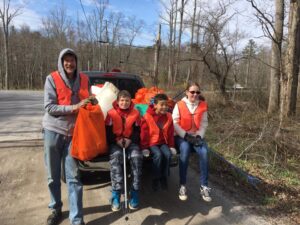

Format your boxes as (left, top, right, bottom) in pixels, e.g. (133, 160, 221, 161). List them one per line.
(262, 196, 279, 205)
(203, 95, 300, 224)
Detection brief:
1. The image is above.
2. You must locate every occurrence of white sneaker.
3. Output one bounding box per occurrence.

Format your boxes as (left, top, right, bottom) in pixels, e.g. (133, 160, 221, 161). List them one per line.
(200, 185, 212, 202)
(179, 185, 188, 201)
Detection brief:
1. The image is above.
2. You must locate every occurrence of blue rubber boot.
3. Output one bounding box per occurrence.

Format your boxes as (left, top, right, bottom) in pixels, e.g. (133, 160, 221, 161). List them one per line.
(129, 190, 139, 210)
(111, 190, 121, 211)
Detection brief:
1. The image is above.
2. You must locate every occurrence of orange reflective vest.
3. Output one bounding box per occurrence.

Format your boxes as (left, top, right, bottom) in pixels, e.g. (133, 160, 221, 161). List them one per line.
(177, 100, 207, 132)
(107, 108, 140, 138)
(143, 112, 173, 146)
(51, 71, 89, 105)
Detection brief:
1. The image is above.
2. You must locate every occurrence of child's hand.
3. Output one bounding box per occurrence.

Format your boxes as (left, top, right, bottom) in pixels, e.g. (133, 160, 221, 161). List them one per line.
(116, 138, 131, 148)
(124, 138, 131, 148)
(142, 149, 150, 158)
(116, 138, 124, 148)
(170, 147, 177, 155)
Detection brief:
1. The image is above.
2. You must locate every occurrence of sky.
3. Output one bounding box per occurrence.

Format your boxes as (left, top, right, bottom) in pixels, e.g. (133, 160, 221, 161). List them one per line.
(1, 0, 272, 48)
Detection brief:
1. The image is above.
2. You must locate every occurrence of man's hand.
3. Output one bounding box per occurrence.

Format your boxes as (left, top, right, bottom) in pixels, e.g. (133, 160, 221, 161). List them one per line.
(72, 97, 91, 112)
(88, 96, 98, 105)
(72, 96, 98, 112)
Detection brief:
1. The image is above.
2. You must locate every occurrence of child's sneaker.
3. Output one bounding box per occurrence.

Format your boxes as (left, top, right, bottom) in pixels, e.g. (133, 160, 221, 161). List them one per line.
(129, 190, 139, 210)
(111, 190, 121, 211)
(178, 185, 187, 201)
(200, 185, 212, 202)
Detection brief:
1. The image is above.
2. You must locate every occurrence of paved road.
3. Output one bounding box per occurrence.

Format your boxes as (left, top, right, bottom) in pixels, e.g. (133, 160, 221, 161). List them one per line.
(0, 90, 43, 144)
(0, 91, 271, 225)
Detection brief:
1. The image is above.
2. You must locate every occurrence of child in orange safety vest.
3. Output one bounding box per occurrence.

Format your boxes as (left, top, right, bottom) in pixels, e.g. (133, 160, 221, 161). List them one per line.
(105, 90, 142, 211)
(140, 93, 177, 192)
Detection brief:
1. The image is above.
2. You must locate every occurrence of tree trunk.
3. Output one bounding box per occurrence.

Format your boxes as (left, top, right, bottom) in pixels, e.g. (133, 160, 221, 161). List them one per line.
(186, 0, 196, 83)
(280, 0, 300, 119)
(290, 21, 300, 113)
(153, 24, 161, 86)
(173, 0, 184, 85)
(268, 0, 284, 114)
(3, 31, 9, 90)
(245, 56, 250, 87)
(168, 5, 174, 87)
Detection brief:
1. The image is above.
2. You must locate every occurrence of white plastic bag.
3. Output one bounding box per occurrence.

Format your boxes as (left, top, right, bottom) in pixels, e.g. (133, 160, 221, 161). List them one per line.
(91, 82, 119, 118)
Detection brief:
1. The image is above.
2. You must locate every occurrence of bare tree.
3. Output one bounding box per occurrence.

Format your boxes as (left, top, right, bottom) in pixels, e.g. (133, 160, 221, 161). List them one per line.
(86, 0, 109, 69)
(186, 0, 197, 83)
(41, 2, 73, 48)
(106, 12, 123, 70)
(0, 0, 21, 89)
(159, 0, 178, 87)
(173, 0, 188, 85)
(242, 39, 257, 87)
(153, 24, 161, 85)
(280, 0, 300, 118)
(122, 16, 145, 64)
(196, 1, 242, 102)
(268, 0, 284, 113)
(247, 0, 285, 114)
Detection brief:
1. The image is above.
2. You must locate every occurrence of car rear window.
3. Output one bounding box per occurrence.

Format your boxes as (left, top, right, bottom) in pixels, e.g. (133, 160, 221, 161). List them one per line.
(89, 77, 143, 98)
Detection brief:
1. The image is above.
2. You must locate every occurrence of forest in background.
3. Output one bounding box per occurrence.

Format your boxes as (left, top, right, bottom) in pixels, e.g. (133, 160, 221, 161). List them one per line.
(1, 0, 299, 224)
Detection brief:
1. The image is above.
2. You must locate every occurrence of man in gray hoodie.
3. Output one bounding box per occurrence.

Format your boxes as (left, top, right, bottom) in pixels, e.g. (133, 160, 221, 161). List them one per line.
(43, 48, 91, 225)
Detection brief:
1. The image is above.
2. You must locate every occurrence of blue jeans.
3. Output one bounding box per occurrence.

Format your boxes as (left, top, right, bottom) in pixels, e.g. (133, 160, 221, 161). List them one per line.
(175, 136, 209, 186)
(44, 129, 83, 225)
(149, 144, 171, 179)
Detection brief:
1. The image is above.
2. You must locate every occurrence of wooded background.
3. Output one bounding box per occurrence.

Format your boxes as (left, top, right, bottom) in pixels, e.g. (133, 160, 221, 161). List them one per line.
(0, 0, 299, 120)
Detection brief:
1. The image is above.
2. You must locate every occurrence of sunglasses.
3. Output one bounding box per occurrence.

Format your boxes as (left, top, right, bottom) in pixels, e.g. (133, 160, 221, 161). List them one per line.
(189, 91, 201, 95)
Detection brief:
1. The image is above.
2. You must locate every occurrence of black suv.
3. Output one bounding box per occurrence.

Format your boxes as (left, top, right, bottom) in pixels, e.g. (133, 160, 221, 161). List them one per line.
(61, 70, 178, 182)
(86, 70, 145, 98)
(81, 71, 145, 170)
(61, 70, 145, 182)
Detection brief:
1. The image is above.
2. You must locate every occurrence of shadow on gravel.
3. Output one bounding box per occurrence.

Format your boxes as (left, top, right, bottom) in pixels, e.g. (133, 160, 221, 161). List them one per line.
(85, 164, 242, 225)
(81, 170, 111, 186)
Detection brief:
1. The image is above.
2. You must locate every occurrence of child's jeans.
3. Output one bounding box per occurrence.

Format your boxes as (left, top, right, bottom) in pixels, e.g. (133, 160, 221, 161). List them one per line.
(109, 143, 142, 191)
(149, 144, 171, 179)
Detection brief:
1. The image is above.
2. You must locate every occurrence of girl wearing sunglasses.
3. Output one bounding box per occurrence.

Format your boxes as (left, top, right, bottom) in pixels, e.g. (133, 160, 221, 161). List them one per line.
(172, 82, 211, 202)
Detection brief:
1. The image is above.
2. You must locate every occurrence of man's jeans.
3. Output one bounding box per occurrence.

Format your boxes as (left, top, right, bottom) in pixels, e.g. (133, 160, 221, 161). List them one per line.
(44, 129, 83, 225)
(175, 136, 209, 186)
(149, 144, 171, 179)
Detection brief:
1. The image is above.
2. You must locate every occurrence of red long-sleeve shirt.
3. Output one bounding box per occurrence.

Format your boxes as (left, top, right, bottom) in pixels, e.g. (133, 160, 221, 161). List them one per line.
(140, 105, 175, 149)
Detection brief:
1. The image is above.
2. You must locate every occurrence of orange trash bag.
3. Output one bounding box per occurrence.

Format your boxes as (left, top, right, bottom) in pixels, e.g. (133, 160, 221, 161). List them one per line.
(71, 104, 107, 161)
